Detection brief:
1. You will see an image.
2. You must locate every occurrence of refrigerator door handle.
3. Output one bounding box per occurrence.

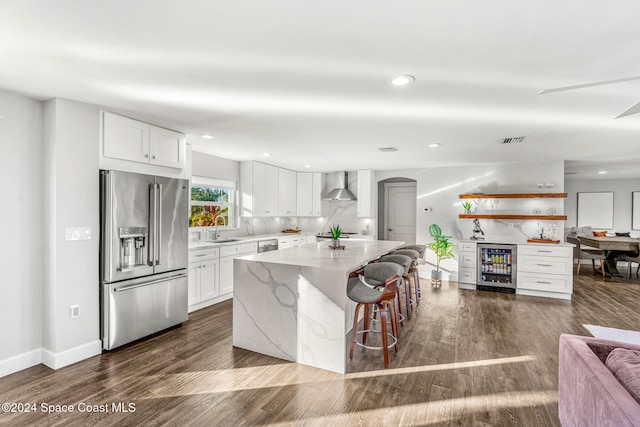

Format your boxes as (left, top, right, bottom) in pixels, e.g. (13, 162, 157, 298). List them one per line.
(114, 273, 188, 292)
(147, 183, 156, 266)
(157, 183, 163, 266)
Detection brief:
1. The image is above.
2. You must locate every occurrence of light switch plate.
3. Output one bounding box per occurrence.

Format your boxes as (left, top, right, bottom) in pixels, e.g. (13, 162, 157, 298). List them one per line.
(65, 227, 92, 241)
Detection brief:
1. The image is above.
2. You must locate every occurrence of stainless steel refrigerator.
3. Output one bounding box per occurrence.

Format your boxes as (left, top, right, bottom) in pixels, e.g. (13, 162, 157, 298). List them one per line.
(100, 170, 189, 350)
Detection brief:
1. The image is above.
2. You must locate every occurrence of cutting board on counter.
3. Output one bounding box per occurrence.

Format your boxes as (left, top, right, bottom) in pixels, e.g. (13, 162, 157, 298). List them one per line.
(527, 239, 560, 244)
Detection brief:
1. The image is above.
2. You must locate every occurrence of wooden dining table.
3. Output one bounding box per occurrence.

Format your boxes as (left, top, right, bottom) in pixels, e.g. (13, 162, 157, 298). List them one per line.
(577, 236, 640, 276)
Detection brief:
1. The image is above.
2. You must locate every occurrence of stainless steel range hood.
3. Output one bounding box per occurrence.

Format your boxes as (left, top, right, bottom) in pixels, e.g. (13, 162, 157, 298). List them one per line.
(322, 171, 357, 201)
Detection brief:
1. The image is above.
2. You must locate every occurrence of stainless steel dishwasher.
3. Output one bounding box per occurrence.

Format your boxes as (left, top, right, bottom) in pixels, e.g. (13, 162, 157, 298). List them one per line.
(257, 239, 279, 253)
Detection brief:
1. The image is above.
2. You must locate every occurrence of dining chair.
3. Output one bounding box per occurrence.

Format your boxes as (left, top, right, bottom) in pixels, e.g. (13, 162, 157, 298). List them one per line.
(618, 243, 640, 280)
(566, 236, 606, 280)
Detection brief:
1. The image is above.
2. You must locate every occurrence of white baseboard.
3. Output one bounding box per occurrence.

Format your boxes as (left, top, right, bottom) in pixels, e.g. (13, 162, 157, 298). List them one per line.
(516, 288, 572, 301)
(0, 348, 42, 378)
(41, 340, 102, 370)
(188, 292, 233, 313)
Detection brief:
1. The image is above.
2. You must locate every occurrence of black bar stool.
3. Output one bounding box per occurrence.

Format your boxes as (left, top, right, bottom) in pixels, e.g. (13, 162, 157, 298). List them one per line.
(347, 262, 403, 368)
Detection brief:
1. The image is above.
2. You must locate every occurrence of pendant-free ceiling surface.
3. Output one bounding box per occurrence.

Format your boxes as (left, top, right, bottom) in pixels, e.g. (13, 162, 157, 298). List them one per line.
(1, 1, 640, 175)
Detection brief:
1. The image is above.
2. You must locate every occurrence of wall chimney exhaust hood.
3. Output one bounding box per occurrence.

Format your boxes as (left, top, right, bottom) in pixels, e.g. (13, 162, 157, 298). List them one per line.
(322, 171, 357, 201)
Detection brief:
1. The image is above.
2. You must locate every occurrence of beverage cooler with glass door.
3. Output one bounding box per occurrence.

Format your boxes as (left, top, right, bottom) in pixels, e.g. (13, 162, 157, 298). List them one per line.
(477, 244, 517, 292)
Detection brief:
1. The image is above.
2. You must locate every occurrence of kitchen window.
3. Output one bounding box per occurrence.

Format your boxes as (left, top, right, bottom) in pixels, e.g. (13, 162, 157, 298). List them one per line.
(189, 177, 237, 228)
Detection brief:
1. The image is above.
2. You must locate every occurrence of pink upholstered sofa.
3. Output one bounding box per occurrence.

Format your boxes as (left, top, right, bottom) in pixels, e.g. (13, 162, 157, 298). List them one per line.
(559, 334, 640, 426)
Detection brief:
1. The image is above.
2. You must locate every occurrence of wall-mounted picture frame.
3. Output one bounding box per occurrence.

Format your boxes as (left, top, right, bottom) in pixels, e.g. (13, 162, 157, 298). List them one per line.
(577, 192, 614, 229)
(632, 192, 640, 230)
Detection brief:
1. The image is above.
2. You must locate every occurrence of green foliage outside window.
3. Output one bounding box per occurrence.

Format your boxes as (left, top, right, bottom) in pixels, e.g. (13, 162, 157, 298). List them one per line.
(189, 185, 233, 227)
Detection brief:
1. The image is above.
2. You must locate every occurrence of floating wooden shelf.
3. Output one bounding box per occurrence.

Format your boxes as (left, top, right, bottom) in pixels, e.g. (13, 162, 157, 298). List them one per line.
(459, 193, 567, 199)
(459, 214, 568, 220)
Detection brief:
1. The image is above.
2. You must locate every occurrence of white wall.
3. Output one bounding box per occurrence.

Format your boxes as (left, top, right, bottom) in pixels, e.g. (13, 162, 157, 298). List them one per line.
(42, 98, 101, 368)
(565, 178, 640, 236)
(377, 161, 565, 277)
(191, 150, 240, 182)
(0, 89, 44, 376)
(378, 161, 564, 242)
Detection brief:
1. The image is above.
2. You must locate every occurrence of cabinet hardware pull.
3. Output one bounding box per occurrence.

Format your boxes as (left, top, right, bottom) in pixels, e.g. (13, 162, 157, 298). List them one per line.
(195, 254, 206, 257)
(537, 250, 552, 253)
(536, 281, 552, 284)
(536, 264, 552, 267)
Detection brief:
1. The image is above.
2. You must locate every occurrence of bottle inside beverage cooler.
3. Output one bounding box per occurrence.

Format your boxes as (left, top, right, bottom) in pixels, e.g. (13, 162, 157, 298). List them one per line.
(477, 244, 516, 290)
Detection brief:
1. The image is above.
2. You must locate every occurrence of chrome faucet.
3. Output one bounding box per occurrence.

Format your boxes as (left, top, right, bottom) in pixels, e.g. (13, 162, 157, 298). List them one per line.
(213, 215, 227, 240)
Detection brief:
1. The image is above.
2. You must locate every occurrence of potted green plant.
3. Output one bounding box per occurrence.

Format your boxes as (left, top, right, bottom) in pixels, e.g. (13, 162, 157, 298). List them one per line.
(461, 201, 472, 214)
(330, 224, 343, 247)
(425, 223, 455, 287)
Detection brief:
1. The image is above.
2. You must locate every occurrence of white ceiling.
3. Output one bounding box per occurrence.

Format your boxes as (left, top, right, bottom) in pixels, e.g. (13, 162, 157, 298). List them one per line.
(2, 1, 640, 176)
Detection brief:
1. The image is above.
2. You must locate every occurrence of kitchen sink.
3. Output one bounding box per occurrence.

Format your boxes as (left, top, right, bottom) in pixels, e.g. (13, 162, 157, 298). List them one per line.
(205, 238, 241, 243)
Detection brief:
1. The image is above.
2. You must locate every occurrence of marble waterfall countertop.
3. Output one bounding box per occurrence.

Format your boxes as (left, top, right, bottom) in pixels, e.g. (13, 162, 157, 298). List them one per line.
(188, 232, 314, 250)
(232, 239, 405, 373)
(189, 232, 374, 250)
(239, 240, 403, 272)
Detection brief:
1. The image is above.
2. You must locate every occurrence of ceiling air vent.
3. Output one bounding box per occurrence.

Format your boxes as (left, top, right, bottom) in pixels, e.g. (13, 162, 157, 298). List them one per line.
(500, 136, 526, 144)
(378, 147, 399, 152)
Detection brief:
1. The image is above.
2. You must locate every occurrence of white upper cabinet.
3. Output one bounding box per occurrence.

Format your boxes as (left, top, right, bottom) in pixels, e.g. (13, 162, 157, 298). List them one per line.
(357, 169, 375, 218)
(241, 161, 279, 217)
(296, 172, 322, 217)
(278, 168, 297, 216)
(149, 125, 185, 169)
(102, 111, 185, 169)
(312, 172, 322, 216)
(103, 112, 150, 164)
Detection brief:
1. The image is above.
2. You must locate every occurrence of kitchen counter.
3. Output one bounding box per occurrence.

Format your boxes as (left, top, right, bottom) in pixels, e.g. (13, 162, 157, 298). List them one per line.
(232, 239, 405, 373)
(188, 232, 315, 249)
(189, 232, 375, 250)
(456, 238, 573, 248)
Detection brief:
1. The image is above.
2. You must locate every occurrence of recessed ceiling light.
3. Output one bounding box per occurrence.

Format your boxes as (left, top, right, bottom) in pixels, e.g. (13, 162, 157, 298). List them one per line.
(598, 170, 607, 174)
(389, 75, 415, 86)
(428, 143, 441, 148)
(201, 134, 215, 139)
(304, 164, 311, 168)
(263, 153, 272, 157)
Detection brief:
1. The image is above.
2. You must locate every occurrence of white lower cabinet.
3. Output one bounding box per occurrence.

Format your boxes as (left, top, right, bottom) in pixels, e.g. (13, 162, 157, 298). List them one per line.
(456, 241, 477, 285)
(188, 248, 220, 312)
(278, 237, 292, 249)
(219, 256, 235, 295)
(219, 242, 258, 295)
(516, 244, 573, 299)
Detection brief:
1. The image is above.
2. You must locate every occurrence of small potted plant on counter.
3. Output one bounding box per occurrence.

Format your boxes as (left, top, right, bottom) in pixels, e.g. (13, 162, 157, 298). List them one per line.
(425, 223, 454, 287)
(330, 224, 343, 248)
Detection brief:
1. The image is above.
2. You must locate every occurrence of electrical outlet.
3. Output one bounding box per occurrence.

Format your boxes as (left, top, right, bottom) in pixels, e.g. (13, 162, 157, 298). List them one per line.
(69, 305, 80, 319)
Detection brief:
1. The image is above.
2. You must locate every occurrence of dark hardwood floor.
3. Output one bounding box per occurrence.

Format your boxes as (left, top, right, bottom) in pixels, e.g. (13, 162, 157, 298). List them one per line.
(2, 271, 639, 426)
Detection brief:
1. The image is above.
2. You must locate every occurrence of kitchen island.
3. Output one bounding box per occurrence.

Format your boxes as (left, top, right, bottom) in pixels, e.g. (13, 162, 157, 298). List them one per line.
(232, 240, 404, 373)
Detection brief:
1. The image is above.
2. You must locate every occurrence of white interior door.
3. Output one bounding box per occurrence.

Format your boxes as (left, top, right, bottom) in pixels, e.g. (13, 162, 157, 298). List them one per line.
(384, 182, 417, 244)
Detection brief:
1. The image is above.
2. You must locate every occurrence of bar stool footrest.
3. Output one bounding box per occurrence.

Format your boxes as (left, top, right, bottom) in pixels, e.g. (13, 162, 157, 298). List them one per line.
(353, 330, 397, 351)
